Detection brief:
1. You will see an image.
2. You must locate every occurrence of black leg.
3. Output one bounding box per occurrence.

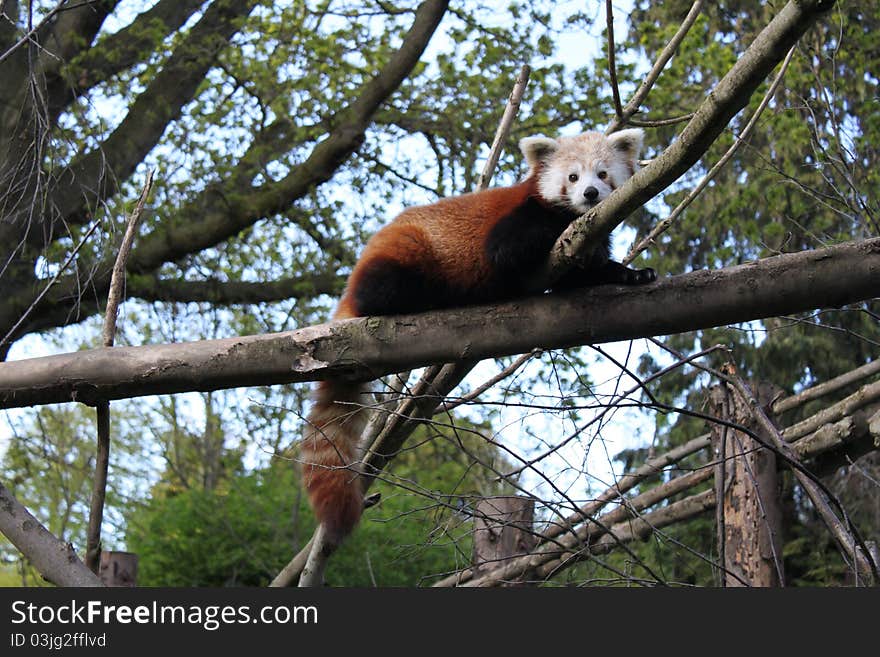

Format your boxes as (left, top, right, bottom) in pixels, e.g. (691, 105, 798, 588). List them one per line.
(553, 259, 656, 290)
(352, 258, 441, 316)
(593, 260, 657, 285)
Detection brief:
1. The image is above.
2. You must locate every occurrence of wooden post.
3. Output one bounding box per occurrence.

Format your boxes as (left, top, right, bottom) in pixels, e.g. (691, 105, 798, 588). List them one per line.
(472, 496, 537, 585)
(710, 381, 784, 587)
(99, 551, 138, 587)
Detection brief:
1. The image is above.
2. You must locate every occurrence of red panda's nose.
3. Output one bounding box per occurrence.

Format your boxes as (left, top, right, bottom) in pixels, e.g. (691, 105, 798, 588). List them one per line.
(584, 186, 599, 201)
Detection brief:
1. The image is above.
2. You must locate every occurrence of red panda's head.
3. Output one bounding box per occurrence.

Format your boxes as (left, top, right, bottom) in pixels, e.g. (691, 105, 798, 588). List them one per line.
(519, 129, 644, 214)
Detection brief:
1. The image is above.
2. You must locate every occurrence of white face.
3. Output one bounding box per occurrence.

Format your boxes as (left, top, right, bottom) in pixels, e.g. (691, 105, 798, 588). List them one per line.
(542, 156, 633, 214)
(520, 129, 644, 215)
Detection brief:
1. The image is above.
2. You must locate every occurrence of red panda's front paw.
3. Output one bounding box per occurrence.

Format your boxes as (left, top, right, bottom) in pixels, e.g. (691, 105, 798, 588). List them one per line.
(628, 267, 656, 285)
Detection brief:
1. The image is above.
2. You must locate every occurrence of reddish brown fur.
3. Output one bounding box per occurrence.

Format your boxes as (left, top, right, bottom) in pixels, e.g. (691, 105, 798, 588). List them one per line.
(339, 178, 536, 310)
(300, 129, 648, 542)
(301, 378, 369, 542)
(301, 178, 541, 541)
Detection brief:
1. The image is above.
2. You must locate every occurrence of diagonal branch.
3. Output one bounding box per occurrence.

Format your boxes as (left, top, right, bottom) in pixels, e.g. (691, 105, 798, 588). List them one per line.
(440, 395, 880, 587)
(289, 63, 529, 585)
(623, 45, 797, 266)
(772, 358, 880, 416)
(0, 477, 103, 586)
(85, 169, 152, 574)
(52, 0, 206, 112)
(5, 0, 448, 340)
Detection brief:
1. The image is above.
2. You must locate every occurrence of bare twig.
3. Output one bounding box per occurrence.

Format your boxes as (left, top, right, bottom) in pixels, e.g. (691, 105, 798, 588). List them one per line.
(432, 436, 714, 587)
(605, 0, 623, 120)
(0, 0, 68, 66)
(606, 0, 705, 133)
(627, 112, 695, 128)
(533, 489, 718, 583)
(476, 64, 531, 191)
(435, 339, 879, 587)
(85, 170, 154, 574)
(436, 387, 879, 587)
(434, 350, 538, 415)
(101, 170, 155, 347)
(0, 218, 101, 352)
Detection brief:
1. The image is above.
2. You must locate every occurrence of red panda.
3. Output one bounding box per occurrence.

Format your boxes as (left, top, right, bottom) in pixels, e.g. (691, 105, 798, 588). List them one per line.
(301, 128, 655, 543)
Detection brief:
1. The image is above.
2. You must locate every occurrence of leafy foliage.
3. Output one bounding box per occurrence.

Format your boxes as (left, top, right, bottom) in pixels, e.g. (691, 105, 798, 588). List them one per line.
(127, 419, 513, 586)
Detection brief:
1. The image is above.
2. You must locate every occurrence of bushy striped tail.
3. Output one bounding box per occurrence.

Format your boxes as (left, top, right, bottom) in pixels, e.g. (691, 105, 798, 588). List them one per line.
(301, 379, 370, 543)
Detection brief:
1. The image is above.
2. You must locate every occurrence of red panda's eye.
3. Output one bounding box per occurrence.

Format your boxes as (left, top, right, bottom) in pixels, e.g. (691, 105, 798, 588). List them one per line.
(597, 171, 608, 180)
(568, 173, 579, 183)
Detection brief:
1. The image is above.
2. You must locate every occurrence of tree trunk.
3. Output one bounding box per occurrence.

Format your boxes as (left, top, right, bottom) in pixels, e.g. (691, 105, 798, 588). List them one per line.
(710, 381, 784, 587)
(98, 551, 138, 587)
(472, 496, 537, 585)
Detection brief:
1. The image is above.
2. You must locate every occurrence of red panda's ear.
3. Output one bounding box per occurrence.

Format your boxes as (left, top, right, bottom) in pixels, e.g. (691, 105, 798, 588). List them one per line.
(519, 136, 558, 172)
(607, 128, 644, 167)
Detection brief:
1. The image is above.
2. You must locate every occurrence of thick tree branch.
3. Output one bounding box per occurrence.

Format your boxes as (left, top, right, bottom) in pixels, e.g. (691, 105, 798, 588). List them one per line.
(37, 0, 120, 119)
(0, 268, 348, 343)
(126, 272, 347, 305)
(773, 358, 880, 415)
(0, 237, 876, 410)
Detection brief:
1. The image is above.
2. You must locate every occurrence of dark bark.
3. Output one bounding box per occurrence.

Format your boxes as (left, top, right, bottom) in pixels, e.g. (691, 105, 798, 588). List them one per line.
(0, 237, 876, 410)
(52, 0, 206, 112)
(47, 0, 261, 229)
(126, 0, 451, 273)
